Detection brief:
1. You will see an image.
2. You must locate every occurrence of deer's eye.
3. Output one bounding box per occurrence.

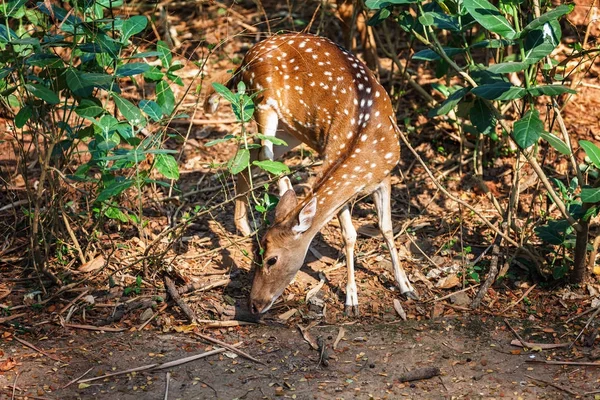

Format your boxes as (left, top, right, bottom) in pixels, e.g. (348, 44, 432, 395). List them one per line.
(265, 256, 278, 268)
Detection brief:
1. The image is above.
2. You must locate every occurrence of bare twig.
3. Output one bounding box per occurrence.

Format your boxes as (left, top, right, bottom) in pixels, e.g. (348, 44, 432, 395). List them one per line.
(570, 306, 600, 348)
(510, 339, 569, 349)
(164, 372, 170, 400)
(62, 367, 94, 389)
(164, 276, 198, 323)
(501, 284, 537, 313)
(525, 374, 579, 396)
(13, 337, 61, 362)
(194, 332, 265, 365)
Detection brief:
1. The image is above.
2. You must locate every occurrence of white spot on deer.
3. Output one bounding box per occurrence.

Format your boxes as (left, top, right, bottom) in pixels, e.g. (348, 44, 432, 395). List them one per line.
(372, 139, 379, 145)
(288, 40, 295, 45)
(376, 123, 382, 129)
(354, 166, 362, 172)
(360, 99, 366, 107)
(375, 91, 380, 98)
(318, 62, 324, 66)
(299, 41, 306, 48)
(312, 54, 318, 60)
(295, 86, 303, 92)
(367, 99, 373, 106)
(352, 63, 358, 68)
(358, 83, 364, 91)
(343, 109, 349, 115)
(385, 152, 394, 159)
(327, 190, 334, 195)
(346, 132, 353, 139)
(353, 99, 358, 105)
(310, 81, 316, 86)
(266, 76, 272, 83)
(340, 143, 346, 149)
(370, 163, 377, 168)
(355, 148, 361, 153)
(365, 114, 370, 121)
(366, 87, 372, 94)
(289, 58, 295, 63)
(341, 88, 347, 94)
(351, 118, 355, 125)
(284, 84, 290, 90)
(375, 111, 380, 117)
(361, 134, 367, 142)
(294, 66, 299, 71)
(365, 172, 373, 180)
(324, 71, 332, 76)
(389, 125, 394, 130)
(384, 169, 390, 175)
(284, 75, 289, 80)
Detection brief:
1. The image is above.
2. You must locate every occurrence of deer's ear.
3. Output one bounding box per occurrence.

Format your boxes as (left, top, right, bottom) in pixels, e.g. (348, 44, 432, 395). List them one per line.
(292, 197, 317, 234)
(275, 189, 298, 223)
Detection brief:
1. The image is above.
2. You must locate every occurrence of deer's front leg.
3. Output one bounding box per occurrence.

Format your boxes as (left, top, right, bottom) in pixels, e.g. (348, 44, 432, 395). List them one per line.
(338, 204, 359, 316)
(372, 177, 419, 300)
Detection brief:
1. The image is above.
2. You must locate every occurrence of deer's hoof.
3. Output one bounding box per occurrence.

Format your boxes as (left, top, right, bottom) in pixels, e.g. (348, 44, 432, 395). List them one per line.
(344, 305, 360, 317)
(403, 290, 420, 301)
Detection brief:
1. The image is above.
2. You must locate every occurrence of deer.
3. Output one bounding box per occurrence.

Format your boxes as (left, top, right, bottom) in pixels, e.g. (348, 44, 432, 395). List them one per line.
(205, 33, 418, 316)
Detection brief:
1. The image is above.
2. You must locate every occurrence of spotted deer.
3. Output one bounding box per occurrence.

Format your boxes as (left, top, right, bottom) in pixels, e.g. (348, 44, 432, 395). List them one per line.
(205, 33, 417, 315)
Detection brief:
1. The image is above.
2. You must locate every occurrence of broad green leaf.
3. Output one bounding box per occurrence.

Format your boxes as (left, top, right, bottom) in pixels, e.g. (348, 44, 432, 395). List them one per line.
(527, 85, 576, 97)
(112, 94, 146, 126)
(581, 188, 600, 203)
(156, 40, 172, 68)
(252, 160, 290, 175)
(580, 140, 600, 169)
(26, 53, 63, 68)
(541, 131, 570, 155)
(105, 206, 129, 223)
(413, 47, 465, 61)
(0, 25, 17, 43)
(420, 11, 461, 31)
(97, 178, 134, 202)
(212, 82, 237, 104)
(25, 83, 59, 104)
(520, 4, 574, 37)
(469, 99, 496, 135)
(523, 20, 561, 64)
(75, 99, 104, 118)
(428, 87, 469, 117)
(365, 0, 417, 9)
(115, 63, 150, 77)
(471, 82, 527, 100)
(139, 100, 163, 121)
(470, 39, 514, 49)
(205, 135, 236, 147)
(463, 0, 517, 39)
(487, 62, 528, 73)
(233, 95, 255, 122)
(66, 68, 92, 97)
(155, 154, 180, 180)
(121, 15, 147, 41)
(512, 109, 546, 149)
(257, 134, 288, 146)
(127, 51, 162, 59)
(95, 31, 121, 59)
(1, 0, 27, 17)
(15, 105, 32, 128)
(156, 80, 175, 115)
(535, 220, 569, 245)
(367, 8, 391, 25)
(229, 149, 250, 175)
(143, 66, 164, 81)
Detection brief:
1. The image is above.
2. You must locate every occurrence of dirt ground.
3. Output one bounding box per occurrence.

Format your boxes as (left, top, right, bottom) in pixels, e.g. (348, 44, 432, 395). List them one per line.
(2, 0, 600, 399)
(2, 316, 598, 399)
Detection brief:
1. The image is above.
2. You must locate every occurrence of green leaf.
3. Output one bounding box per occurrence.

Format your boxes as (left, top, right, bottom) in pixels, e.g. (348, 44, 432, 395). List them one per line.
(580, 140, 600, 169)
(365, 0, 417, 9)
(541, 131, 570, 155)
(413, 47, 465, 61)
(143, 66, 164, 81)
(512, 109, 546, 149)
(471, 82, 527, 100)
(1, 0, 27, 17)
(26, 54, 63, 68)
(156, 80, 175, 115)
(523, 20, 561, 64)
(155, 154, 179, 180)
(520, 4, 574, 37)
(212, 82, 237, 104)
(229, 149, 250, 175)
(428, 87, 469, 117)
(25, 83, 59, 104)
(252, 160, 290, 175)
(469, 99, 496, 135)
(367, 8, 391, 25)
(581, 188, 600, 203)
(205, 135, 236, 146)
(527, 85, 576, 97)
(463, 0, 517, 39)
(105, 206, 129, 223)
(257, 134, 288, 146)
(75, 99, 104, 118)
(97, 178, 134, 202)
(15, 105, 32, 128)
(420, 11, 461, 31)
(487, 62, 528, 73)
(535, 220, 569, 245)
(139, 100, 163, 121)
(121, 15, 147, 41)
(470, 39, 514, 49)
(156, 40, 172, 68)
(115, 63, 150, 77)
(112, 94, 146, 126)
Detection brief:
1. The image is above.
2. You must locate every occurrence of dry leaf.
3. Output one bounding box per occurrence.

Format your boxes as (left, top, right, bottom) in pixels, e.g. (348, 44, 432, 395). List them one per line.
(278, 308, 297, 321)
(393, 299, 407, 321)
(436, 274, 460, 289)
(78, 255, 105, 272)
(0, 357, 16, 372)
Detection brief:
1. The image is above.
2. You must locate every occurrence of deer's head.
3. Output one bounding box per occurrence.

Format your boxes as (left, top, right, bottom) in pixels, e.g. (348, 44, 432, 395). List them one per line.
(249, 189, 317, 314)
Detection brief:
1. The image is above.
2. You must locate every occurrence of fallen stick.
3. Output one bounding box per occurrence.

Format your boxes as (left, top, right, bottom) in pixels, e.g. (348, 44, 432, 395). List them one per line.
(510, 339, 570, 349)
(62, 322, 125, 332)
(164, 276, 198, 323)
(397, 366, 441, 382)
(0, 313, 26, 324)
(196, 320, 255, 328)
(333, 327, 346, 350)
(62, 367, 94, 389)
(501, 284, 536, 313)
(138, 303, 168, 331)
(164, 371, 171, 400)
(526, 359, 600, 367)
(14, 336, 62, 362)
(194, 332, 265, 365)
(78, 342, 242, 384)
(177, 278, 230, 295)
(525, 374, 579, 396)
